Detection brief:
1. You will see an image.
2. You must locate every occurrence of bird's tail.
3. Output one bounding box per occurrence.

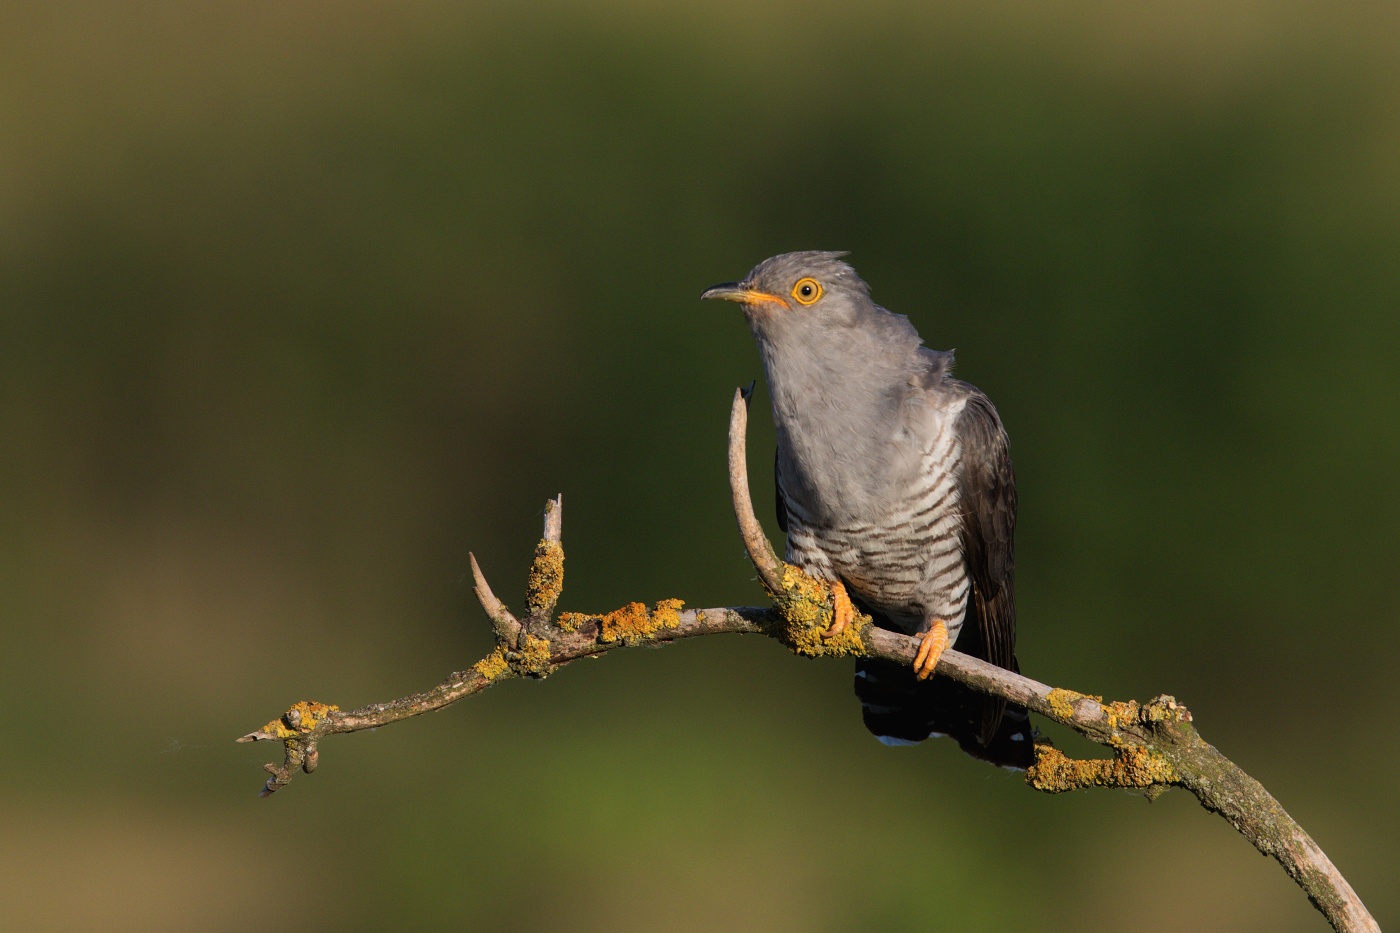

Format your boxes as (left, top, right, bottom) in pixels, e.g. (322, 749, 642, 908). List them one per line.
(854, 656, 1034, 769)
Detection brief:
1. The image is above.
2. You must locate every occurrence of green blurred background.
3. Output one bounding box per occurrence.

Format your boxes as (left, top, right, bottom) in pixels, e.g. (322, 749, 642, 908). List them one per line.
(2, 2, 1395, 930)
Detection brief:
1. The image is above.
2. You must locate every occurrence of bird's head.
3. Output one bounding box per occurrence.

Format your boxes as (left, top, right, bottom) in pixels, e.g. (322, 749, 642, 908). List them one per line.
(701, 251, 873, 329)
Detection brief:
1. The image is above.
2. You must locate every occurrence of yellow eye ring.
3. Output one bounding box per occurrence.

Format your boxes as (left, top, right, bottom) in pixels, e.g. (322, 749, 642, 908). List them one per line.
(791, 277, 823, 305)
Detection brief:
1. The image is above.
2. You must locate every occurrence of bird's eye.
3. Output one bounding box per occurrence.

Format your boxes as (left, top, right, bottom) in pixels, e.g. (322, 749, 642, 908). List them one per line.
(791, 277, 823, 305)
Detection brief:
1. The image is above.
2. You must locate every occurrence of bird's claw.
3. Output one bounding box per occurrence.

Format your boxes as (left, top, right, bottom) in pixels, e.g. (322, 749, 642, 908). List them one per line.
(823, 580, 855, 639)
(913, 619, 949, 680)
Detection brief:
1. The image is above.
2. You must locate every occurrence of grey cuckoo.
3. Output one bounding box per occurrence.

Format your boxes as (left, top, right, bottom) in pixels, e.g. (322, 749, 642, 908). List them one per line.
(703, 251, 1032, 768)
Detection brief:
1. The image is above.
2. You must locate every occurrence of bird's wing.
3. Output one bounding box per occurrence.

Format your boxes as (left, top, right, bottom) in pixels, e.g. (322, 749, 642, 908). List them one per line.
(951, 383, 1018, 743)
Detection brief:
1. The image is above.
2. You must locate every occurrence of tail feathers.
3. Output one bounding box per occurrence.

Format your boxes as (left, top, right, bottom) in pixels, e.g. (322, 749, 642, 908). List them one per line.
(855, 657, 1034, 770)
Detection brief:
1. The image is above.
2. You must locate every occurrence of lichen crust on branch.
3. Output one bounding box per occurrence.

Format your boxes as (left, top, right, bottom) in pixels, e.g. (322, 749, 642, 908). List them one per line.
(472, 650, 510, 681)
(598, 598, 685, 645)
(525, 538, 565, 617)
(248, 700, 339, 741)
(770, 563, 869, 657)
(1027, 741, 1178, 793)
(473, 633, 555, 680)
(518, 633, 552, 671)
(555, 611, 596, 633)
(1026, 693, 1196, 795)
(1045, 687, 1096, 723)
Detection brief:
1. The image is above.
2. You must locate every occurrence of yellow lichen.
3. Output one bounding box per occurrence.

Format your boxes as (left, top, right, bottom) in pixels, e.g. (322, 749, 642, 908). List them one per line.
(259, 700, 340, 739)
(651, 598, 684, 630)
(1116, 745, 1177, 786)
(473, 649, 510, 681)
(556, 611, 598, 633)
(517, 634, 553, 672)
(773, 564, 869, 658)
(599, 602, 649, 642)
(1102, 699, 1140, 737)
(1027, 741, 1177, 793)
(1045, 688, 1101, 723)
(598, 599, 685, 645)
(472, 636, 554, 679)
(525, 539, 565, 616)
(1141, 695, 1190, 723)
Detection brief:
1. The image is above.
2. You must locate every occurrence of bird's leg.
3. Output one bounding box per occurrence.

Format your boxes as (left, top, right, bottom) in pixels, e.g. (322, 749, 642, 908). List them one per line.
(913, 619, 949, 681)
(823, 580, 856, 639)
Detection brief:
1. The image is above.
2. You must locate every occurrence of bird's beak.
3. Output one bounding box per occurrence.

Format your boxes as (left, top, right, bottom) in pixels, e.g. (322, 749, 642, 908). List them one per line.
(700, 282, 789, 308)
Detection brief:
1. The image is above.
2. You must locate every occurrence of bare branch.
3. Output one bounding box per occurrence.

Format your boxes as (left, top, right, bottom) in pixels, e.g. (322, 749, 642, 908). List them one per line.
(238, 392, 1378, 933)
(729, 385, 785, 595)
(469, 553, 521, 645)
(542, 493, 563, 544)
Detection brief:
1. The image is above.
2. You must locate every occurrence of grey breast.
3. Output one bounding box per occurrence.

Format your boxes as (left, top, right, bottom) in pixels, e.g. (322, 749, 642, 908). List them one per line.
(780, 394, 972, 638)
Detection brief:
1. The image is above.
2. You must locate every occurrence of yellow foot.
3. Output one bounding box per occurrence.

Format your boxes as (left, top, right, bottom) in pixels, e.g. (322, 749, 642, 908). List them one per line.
(913, 619, 949, 681)
(823, 580, 856, 639)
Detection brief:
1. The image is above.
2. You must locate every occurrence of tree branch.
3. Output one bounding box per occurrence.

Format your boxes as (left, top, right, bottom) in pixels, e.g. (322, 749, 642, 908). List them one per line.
(238, 388, 1377, 933)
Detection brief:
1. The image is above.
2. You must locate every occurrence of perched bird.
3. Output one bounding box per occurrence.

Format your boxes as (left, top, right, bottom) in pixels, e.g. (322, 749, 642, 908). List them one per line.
(702, 251, 1032, 768)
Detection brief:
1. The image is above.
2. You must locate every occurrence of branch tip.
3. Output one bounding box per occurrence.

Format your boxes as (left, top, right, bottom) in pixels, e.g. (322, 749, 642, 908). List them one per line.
(542, 494, 563, 543)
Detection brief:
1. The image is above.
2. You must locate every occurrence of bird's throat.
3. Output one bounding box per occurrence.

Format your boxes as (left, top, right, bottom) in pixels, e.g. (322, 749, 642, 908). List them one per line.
(758, 327, 921, 525)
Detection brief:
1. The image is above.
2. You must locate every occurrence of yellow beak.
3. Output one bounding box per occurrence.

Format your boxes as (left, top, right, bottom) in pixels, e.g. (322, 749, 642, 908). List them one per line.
(700, 282, 789, 308)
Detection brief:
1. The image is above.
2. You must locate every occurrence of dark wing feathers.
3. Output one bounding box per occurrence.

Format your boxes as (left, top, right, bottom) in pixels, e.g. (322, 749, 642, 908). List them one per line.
(951, 384, 1018, 745)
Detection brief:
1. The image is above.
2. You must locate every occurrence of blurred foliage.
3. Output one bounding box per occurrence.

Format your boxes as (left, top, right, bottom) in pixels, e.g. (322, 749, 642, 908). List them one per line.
(1, 2, 1396, 930)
